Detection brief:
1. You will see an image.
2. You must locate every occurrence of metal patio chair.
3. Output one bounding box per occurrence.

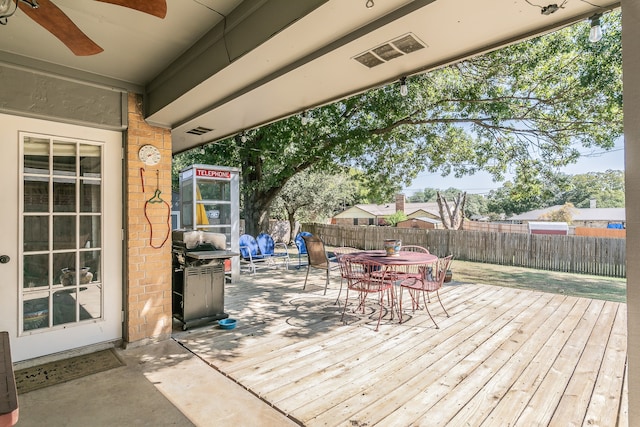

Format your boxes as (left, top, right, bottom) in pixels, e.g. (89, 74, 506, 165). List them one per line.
(332, 246, 361, 305)
(239, 234, 271, 274)
(294, 231, 312, 269)
(399, 255, 453, 328)
(302, 234, 339, 295)
(256, 232, 290, 269)
(340, 256, 397, 331)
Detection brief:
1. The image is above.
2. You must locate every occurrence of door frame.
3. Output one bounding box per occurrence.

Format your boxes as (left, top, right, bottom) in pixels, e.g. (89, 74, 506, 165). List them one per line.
(0, 113, 123, 362)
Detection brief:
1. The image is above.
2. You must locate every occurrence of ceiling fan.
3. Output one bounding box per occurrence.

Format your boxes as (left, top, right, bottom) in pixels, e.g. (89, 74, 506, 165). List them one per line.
(0, 0, 167, 56)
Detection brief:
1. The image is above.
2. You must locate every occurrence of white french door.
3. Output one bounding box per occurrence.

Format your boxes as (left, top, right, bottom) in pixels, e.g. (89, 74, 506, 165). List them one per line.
(0, 114, 122, 362)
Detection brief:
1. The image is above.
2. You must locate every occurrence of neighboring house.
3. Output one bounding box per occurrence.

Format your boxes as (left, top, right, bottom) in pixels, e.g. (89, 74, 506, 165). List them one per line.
(397, 217, 443, 229)
(509, 206, 626, 228)
(333, 195, 441, 226)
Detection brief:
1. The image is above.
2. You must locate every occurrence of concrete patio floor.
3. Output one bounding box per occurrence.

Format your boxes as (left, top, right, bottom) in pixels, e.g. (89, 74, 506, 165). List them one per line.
(14, 338, 298, 427)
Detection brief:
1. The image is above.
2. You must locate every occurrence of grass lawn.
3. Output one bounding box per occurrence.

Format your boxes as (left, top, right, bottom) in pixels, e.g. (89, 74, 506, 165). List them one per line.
(320, 246, 627, 303)
(449, 259, 626, 303)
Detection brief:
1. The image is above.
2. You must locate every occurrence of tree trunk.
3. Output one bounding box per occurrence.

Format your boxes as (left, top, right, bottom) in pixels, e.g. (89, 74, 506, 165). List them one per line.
(240, 145, 282, 236)
(287, 210, 297, 244)
(458, 192, 467, 229)
(243, 191, 271, 236)
(436, 192, 467, 230)
(437, 192, 452, 229)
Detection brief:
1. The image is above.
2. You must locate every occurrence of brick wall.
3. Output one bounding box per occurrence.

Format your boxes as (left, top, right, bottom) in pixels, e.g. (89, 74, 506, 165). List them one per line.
(124, 93, 173, 344)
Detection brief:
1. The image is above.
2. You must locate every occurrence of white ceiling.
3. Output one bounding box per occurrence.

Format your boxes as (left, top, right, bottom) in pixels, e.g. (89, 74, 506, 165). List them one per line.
(0, 0, 241, 85)
(0, 0, 619, 153)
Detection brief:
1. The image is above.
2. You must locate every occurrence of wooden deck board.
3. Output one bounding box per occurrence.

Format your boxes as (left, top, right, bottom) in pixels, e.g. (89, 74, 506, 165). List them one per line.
(426, 293, 574, 427)
(515, 299, 606, 426)
(583, 305, 628, 426)
(280, 287, 518, 418)
(549, 300, 618, 426)
(331, 292, 557, 427)
(479, 297, 592, 427)
(174, 269, 628, 426)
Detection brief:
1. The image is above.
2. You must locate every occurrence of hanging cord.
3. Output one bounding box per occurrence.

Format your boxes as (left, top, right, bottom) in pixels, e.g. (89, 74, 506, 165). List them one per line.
(143, 169, 171, 249)
(139, 167, 145, 193)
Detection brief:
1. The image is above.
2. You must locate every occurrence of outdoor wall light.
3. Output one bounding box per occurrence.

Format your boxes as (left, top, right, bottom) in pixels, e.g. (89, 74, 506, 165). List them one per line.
(589, 13, 602, 43)
(399, 77, 408, 97)
(365, 0, 374, 9)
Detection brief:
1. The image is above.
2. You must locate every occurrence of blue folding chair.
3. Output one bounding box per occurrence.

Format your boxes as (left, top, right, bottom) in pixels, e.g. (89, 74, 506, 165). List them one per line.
(239, 234, 270, 274)
(294, 231, 312, 269)
(257, 233, 290, 269)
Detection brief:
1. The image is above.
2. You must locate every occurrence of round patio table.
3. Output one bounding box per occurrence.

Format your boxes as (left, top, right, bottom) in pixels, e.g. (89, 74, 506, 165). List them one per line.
(350, 250, 441, 326)
(351, 250, 437, 266)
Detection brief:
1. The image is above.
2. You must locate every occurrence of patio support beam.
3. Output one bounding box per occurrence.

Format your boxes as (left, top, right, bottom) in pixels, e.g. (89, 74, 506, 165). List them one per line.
(622, 0, 640, 424)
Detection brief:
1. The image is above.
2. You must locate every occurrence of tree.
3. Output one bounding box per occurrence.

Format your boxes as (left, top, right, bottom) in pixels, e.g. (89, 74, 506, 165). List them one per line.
(486, 169, 624, 216)
(437, 191, 467, 230)
(409, 186, 487, 218)
(270, 169, 357, 241)
(384, 211, 409, 227)
(464, 193, 489, 218)
(173, 12, 622, 236)
(561, 170, 625, 208)
(408, 188, 437, 202)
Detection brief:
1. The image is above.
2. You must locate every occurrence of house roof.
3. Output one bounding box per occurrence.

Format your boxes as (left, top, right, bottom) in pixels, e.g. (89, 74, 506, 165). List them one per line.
(335, 202, 441, 219)
(510, 206, 626, 222)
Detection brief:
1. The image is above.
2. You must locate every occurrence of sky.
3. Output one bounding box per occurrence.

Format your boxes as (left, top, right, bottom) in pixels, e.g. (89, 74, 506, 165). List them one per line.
(402, 137, 625, 197)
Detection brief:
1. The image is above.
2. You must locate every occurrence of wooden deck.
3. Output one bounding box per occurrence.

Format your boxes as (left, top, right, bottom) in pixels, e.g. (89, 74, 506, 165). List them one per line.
(173, 268, 628, 427)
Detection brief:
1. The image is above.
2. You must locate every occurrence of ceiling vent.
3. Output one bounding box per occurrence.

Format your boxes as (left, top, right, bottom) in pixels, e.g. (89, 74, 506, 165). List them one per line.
(186, 126, 213, 136)
(354, 33, 427, 68)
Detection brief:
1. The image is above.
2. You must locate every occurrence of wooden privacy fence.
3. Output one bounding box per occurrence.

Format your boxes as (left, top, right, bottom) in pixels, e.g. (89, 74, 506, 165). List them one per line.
(462, 221, 529, 234)
(304, 223, 626, 278)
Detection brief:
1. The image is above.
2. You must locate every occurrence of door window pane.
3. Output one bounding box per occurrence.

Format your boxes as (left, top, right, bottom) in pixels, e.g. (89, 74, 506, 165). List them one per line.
(80, 145, 101, 177)
(53, 216, 76, 250)
(23, 254, 49, 288)
(54, 253, 76, 285)
(23, 137, 50, 175)
(80, 250, 100, 283)
(80, 180, 101, 213)
(24, 178, 49, 212)
(80, 216, 101, 248)
(24, 216, 48, 251)
(53, 142, 76, 176)
(53, 177, 76, 212)
(78, 285, 101, 320)
(53, 289, 77, 326)
(23, 295, 49, 331)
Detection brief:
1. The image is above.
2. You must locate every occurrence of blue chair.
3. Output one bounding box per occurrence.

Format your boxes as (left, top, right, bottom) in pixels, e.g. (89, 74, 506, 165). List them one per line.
(294, 231, 312, 268)
(257, 233, 290, 269)
(239, 234, 270, 274)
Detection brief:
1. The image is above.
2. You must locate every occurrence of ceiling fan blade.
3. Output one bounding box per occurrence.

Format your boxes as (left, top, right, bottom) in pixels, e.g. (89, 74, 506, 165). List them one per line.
(96, 0, 167, 19)
(18, 0, 103, 56)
